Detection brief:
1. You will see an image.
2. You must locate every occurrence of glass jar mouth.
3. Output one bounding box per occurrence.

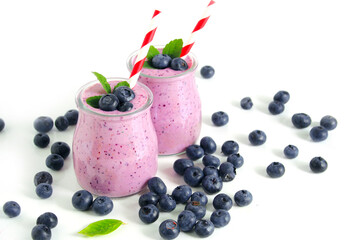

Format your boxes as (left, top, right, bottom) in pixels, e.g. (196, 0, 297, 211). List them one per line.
(126, 45, 198, 80)
(75, 77, 153, 118)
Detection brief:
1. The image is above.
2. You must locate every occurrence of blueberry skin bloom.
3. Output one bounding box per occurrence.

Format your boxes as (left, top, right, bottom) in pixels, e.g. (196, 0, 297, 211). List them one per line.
(173, 159, 194, 175)
(219, 162, 236, 182)
(201, 175, 223, 194)
(240, 97, 253, 110)
(248, 130, 267, 146)
(284, 145, 299, 159)
(139, 204, 159, 224)
(72, 190, 93, 211)
(292, 113, 312, 129)
(158, 194, 176, 212)
(151, 54, 172, 69)
(185, 201, 206, 220)
(159, 219, 180, 240)
(191, 191, 208, 206)
(200, 65, 215, 79)
(202, 155, 220, 168)
(227, 153, 244, 168)
(310, 156, 328, 173)
(210, 209, 231, 228)
(310, 126, 328, 142)
(0, 118, 5, 132)
(31, 224, 51, 240)
(34, 171, 53, 186)
(92, 196, 113, 215)
(45, 154, 64, 171)
(113, 86, 135, 103)
(51, 141, 70, 159)
(195, 220, 215, 238)
(268, 101, 285, 115)
(186, 145, 204, 160)
(171, 185, 192, 204)
(64, 109, 79, 125)
(234, 190, 253, 207)
(200, 136, 217, 154)
(184, 166, 204, 187)
(221, 140, 239, 156)
(34, 116, 53, 133)
(177, 210, 197, 232)
(36, 212, 58, 229)
(170, 57, 188, 71)
(33, 133, 50, 148)
(213, 193, 233, 210)
(36, 183, 53, 199)
(320, 115, 337, 130)
(211, 111, 229, 126)
(3, 201, 21, 218)
(99, 94, 119, 111)
(139, 192, 160, 207)
(273, 90, 290, 104)
(147, 177, 167, 195)
(266, 162, 285, 178)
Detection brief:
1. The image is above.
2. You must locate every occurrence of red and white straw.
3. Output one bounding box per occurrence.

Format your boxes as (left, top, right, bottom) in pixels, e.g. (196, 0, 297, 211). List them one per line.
(180, 0, 215, 58)
(129, 10, 161, 88)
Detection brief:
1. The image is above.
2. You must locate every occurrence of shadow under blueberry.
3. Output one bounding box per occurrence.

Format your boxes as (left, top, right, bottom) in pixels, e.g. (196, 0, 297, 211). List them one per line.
(254, 166, 269, 178)
(237, 134, 251, 146)
(203, 114, 214, 127)
(294, 160, 312, 173)
(295, 130, 311, 141)
(272, 148, 284, 159)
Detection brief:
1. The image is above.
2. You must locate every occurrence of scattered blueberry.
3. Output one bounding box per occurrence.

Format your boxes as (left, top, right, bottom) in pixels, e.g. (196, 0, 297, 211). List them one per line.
(170, 57, 188, 71)
(0, 118, 4, 132)
(266, 162, 285, 178)
(268, 101, 285, 115)
(190, 191, 208, 206)
(159, 219, 180, 240)
(117, 101, 133, 112)
(200, 65, 215, 79)
(173, 159, 194, 175)
(194, 219, 214, 238)
(221, 140, 239, 156)
(50, 142, 70, 159)
(219, 162, 236, 182)
(284, 145, 299, 159)
(31, 224, 51, 240)
(45, 154, 64, 171)
(158, 194, 176, 212)
(310, 126, 328, 142)
(200, 136, 217, 154)
(227, 153, 244, 168)
(310, 156, 328, 173)
(201, 175, 223, 194)
(273, 90, 290, 104)
(34, 171, 53, 186)
(34, 116, 53, 133)
(35, 183, 53, 199)
(33, 133, 50, 148)
(202, 154, 220, 168)
(211, 111, 229, 126)
(147, 177, 167, 195)
(320, 115, 337, 130)
(139, 192, 160, 207)
(185, 201, 206, 220)
(240, 97, 253, 110)
(151, 54, 172, 69)
(177, 210, 197, 232)
(64, 109, 79, 125)
(291, 113, 312, 129)
(55, 116, 69, 131)
(3, 201, 21, 218)
(186, 145, 204, 160)
(36, 212, 58, 229)
(113, 86, 135, 103)
(203, 166, 219, 177)
(139, 204, 159, 224)
(184, 166, 204, 187)
(210, 209, 231, 228)
(98, 94, 119, 111)
(72, 190, 93, 211)
(234, 190, 253, 207)
(92, 196, 113, 215)
(213, 193, 233, 210)
(248, 130, 267, 146)
(171, 185, 192, 204)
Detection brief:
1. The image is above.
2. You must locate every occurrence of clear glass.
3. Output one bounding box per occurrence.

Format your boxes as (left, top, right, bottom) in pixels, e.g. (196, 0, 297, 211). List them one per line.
(127, 48, 202, 155)
(72, 78, 158, 197)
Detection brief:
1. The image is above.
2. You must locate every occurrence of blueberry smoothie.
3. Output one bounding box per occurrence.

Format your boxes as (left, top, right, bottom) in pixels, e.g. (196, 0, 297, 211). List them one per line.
(73, 78, 158, 197)
(127, 51, 201, 155)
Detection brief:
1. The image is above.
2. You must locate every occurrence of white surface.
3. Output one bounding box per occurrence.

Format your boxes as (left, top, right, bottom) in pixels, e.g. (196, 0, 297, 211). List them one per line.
(0, 0, 359, 239)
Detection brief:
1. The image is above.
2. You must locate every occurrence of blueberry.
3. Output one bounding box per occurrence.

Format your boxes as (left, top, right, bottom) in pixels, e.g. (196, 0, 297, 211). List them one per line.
(177, 210, 197, 232)
(200, 65, 215, 79)
(159, 219, 180, 240)
(284, 145, 299, 159)
(184, 166, 204, 187)
(113, 86, 135, 103)
(310, 126, 328, 142)
(158, 194, 176, 212)
(219, 162, 236, 182)
(248, 130, 267, 146)
(268, 101, 285, 115)
(173, 159, 194, 175)
(190, 191, 208, 206)
(55, 116, 69, 131)
(33, 133, 50, 148)
(31, 224, 51, 240)
(92, 196, 113, 215)
(51, 141, 70, 159)
(221, 140, 239, 156)
(266, 162, 285, 178)
(0, 118, 4, 132)
(170, 57, 188, 71)
(185, 201, 206, 220)
(64, 109, 79, 125)
(34, 116, 53, 133)
(310, 156, 328, 173)
(139, 204, 159, 224)
(291, 113, 312, 129)
(138, 192, 160, 207)
(34, 171, 53, 186)
(36, 183, 53, 199)
(320, 115, 337, 130)
(3, 201, 21, 218)
(151, 54, 172, 69)
(186, 144, 204, 160)
(211, 111, 229, 126)
(72, 190, 93, 211)
(147, 177, 167, 195)
(227, 153, 244, 168)
(240, 97, 253, 110)
(210, 209, 231, 228)
(273, 90, 290, 104)
(117, 101, 133, 112)
(213, 193, 233, 210)
(202, 154, 220, 168)
(234, 190, 253, 207)
(201, 175, 223, 194)
(203, 166, 219, 177)
(194, 219, 214, 238)
(36, 212, 58, 229)
(200, 136, 217, 154)
(45, 154, 64, 171)
(171, 185, 192, 204)
(98, 94, 119, 111)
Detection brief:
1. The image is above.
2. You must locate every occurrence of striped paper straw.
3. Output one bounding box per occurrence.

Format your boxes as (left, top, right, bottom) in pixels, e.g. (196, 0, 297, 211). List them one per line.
(180, 0, 215, 58)
(128, 10, 161, 88)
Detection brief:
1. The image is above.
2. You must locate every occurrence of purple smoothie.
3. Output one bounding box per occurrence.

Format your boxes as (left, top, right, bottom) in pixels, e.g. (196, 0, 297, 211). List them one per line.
(72, 79, 158, 197)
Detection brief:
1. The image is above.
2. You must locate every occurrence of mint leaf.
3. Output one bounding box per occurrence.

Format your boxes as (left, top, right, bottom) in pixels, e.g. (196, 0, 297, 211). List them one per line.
(142, 60, 155, 69)
(146, 45, 160, 61)
(113, 81, 130, 91)
(78, 219, 124, 237)
(92, 72, 111, 94)
(86, 95, 102, 108)
(162, 39, 183, 58)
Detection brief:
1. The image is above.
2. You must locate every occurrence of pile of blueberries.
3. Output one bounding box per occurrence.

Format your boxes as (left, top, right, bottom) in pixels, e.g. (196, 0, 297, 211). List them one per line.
(138, 176, 252, 239)
(150, 54, 188, 71)
(71, 189, 114, 216)
(96, 86, 136, 112)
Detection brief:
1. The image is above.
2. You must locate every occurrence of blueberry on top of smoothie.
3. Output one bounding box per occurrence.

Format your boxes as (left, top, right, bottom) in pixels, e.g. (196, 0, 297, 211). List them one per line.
(151, 54, 172, 69)
(113, 86, 135, 103)
(170, 58, 188, 71)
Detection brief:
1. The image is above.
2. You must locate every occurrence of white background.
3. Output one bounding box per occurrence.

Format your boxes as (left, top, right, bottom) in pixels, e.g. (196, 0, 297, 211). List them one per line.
(1, 0, 360, 239)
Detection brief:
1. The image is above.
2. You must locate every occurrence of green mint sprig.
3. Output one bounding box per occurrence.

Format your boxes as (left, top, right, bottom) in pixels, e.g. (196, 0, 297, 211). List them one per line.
(78, 219, 124, 237)
(92, 72, 111, 94)
(86, 95, 102, 108)
(113, 81, 130, 91)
